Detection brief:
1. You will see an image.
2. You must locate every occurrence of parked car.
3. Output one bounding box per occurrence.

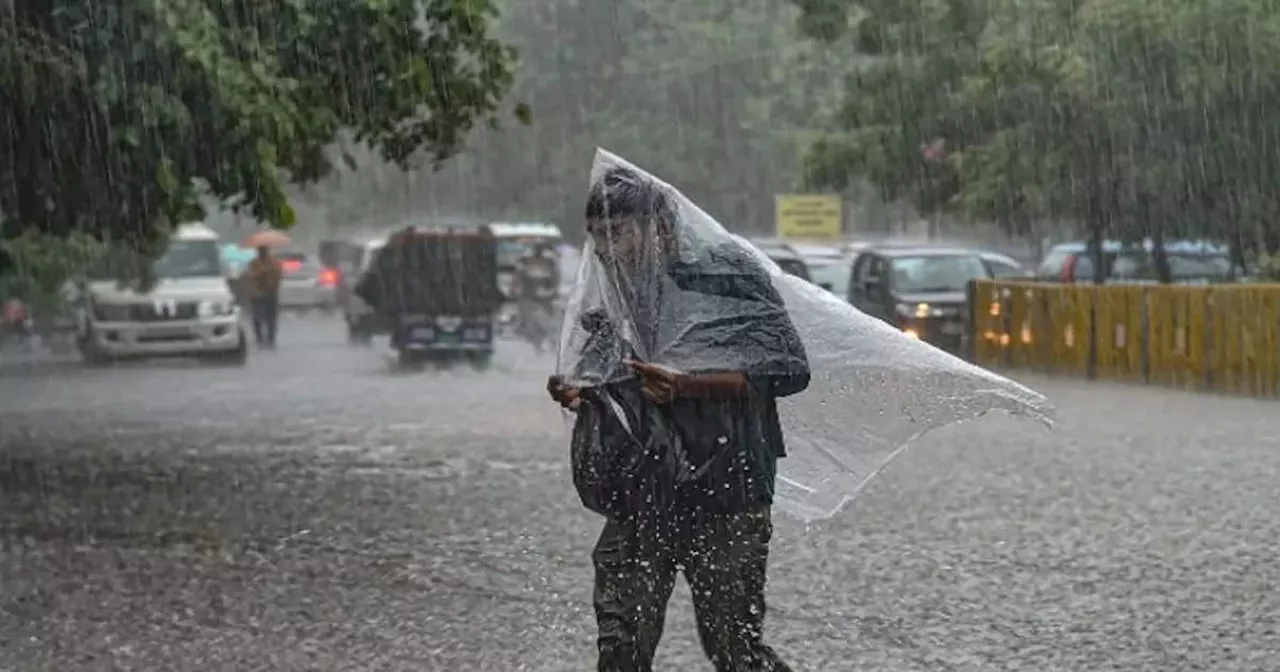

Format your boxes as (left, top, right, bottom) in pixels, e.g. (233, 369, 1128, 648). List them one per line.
(847, 246, 995, 353)
(811, 258, 854, 294)
(748, 239, 812, 281)
(787, 241, 844, 262)
(1035, 239, 1243, 284)
(275, 252, 338, 313)
(787, 243, 849, 292)
(979, 251, 1030, 279)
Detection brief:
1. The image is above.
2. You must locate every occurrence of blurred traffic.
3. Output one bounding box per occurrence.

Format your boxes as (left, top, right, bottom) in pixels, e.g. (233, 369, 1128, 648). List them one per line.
(0, 221, 560, 366)
(4, 220, 1270, 370)
(8, 1, 1280, 668)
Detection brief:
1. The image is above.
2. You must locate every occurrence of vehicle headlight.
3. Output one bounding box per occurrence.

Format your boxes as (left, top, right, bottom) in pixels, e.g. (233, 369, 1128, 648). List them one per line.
(92, 300, 131, 321)
(198, 300, 235, 317)
(897, 302, 940, 318)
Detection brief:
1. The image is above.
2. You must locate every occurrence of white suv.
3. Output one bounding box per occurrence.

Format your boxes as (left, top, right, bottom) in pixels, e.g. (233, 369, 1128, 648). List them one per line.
(76, 223, 247, 365)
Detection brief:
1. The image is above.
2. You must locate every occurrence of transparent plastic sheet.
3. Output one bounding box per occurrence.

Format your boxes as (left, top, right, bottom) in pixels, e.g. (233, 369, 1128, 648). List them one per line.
(556, 149, 1054, 522)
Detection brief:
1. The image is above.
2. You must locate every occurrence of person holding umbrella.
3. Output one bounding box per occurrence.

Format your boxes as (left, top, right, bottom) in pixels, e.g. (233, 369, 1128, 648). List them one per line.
(239, 231, 289, 347)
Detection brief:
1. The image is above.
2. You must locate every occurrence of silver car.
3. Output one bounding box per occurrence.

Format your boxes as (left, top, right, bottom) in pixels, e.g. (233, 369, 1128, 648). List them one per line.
(276, 252, 338, 313)
(979, 251, 1029, 278)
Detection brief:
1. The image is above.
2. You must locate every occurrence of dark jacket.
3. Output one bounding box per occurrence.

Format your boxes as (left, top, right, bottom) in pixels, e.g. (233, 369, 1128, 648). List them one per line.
(570, 243, 810, 521)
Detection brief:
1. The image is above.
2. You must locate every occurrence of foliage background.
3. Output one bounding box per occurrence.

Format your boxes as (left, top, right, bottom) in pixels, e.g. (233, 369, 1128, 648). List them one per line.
(790, 0, 1280, 276)
(288, 0, 897, 243)
(1, 0, 521, 277)
(10, 0, 1279, 285)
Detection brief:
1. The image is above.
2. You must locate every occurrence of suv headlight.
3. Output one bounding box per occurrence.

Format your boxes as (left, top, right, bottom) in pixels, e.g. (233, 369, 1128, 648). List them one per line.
(198, 300, 235, 317)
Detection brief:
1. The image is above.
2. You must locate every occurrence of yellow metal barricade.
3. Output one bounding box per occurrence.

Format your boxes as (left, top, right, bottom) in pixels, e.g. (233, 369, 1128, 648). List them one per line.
(1145, 286, 1208, 390)
(1046, 284, 1091, 376)
(1205, 286, 1280, 397)
(1092, 284, 1145, 382)
(1207, 287, 1245, 395)
(972, 279, 1280, 399)
(1006, 282, 1049, 370)
(1257, 287, 1280, 397)
(970, 280, 1091, 375)
(969, 280, 1006, 369)
(1261, 287, 1280, 397)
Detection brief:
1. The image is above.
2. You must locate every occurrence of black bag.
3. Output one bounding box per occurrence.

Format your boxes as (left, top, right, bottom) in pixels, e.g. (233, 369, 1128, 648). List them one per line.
(570, 381, 696, 520)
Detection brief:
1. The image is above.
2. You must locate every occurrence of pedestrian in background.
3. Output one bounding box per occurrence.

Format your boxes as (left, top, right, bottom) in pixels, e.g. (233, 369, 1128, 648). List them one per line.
(242, 246, 282, 347)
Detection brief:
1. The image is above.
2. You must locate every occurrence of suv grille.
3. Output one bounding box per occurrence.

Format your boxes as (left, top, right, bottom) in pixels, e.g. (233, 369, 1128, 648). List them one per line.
(131, 301, 199, 321)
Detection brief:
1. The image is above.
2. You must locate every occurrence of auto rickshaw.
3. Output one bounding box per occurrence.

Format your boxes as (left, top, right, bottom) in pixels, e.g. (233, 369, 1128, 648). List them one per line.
(353, 225, 503, 370)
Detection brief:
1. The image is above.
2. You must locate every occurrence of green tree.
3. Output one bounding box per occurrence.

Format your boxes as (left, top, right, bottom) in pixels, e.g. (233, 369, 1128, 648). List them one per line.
(794, 0, 1280, 279)
(1074, 0, 1280, 266)
(303, 0, 860, 239)
(0, 0, 523, 275)
(0, 230, 110, 315)
(794, 0, 993, 226)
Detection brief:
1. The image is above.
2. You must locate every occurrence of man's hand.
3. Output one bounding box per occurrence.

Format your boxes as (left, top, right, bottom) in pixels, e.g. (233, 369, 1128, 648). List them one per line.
(627, 360, 749, 403)
(625, 360, 683, 404)
(546, 375, 582, 410)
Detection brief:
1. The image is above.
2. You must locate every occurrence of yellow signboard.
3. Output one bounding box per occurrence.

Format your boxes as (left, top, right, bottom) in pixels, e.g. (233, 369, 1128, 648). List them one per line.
(774, 194, 842, 240)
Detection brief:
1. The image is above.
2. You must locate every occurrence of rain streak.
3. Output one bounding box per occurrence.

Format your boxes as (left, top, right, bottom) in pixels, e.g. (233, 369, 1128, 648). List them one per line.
(2, 2, 1278, 671)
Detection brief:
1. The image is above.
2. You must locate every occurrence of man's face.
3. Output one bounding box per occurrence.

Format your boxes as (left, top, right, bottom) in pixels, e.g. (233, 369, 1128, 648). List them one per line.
(587, 216, 671, 271)
(588, 216, 637, 267)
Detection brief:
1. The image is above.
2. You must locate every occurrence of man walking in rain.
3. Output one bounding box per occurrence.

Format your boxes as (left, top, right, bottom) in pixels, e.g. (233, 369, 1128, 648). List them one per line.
(241, 245, 282, 347)
(548, 167, 809, 671)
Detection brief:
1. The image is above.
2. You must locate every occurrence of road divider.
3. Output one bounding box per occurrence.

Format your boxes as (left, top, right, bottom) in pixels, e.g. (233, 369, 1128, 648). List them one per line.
(968, 280, 1280, 397)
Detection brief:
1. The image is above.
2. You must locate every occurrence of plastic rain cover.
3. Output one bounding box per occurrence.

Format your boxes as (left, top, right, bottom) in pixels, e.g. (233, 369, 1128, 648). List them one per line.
(555, 149, 1054, 522)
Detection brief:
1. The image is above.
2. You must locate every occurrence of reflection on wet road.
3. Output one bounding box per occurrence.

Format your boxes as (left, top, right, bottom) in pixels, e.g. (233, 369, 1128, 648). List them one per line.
(2, 315, 1278, 670)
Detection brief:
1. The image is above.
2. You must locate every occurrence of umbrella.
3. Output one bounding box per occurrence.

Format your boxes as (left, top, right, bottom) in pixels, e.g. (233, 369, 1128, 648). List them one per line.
(221, 244, 255, 274)
(222, 244, 255, 262)
(240, 229, 292, 249)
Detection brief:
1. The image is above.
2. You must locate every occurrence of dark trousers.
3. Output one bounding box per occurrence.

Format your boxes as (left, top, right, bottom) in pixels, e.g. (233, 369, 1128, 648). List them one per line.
(250, 297, 278, 345)
(593, 505, 791, 672)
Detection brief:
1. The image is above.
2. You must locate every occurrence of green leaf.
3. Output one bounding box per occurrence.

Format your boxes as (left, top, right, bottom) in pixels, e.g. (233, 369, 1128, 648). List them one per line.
(514, 102, 532, 124)
(1, 0, 520, 275)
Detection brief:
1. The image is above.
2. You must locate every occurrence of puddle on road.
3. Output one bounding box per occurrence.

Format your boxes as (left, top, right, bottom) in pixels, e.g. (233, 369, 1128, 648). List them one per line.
(348, 457, 563, 480)
(207, 437, 563, 482)
(347, 458, 470, 480)
(488, 460, 562, 474)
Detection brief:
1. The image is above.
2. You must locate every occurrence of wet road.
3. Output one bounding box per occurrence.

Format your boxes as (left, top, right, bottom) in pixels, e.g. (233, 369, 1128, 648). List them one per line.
(2, 315, 1278, 671)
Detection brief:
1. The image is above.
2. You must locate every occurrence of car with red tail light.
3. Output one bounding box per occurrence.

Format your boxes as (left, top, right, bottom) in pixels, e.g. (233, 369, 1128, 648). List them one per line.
(1034, 240, 1243, 284)
(275, 252, 338, 314)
